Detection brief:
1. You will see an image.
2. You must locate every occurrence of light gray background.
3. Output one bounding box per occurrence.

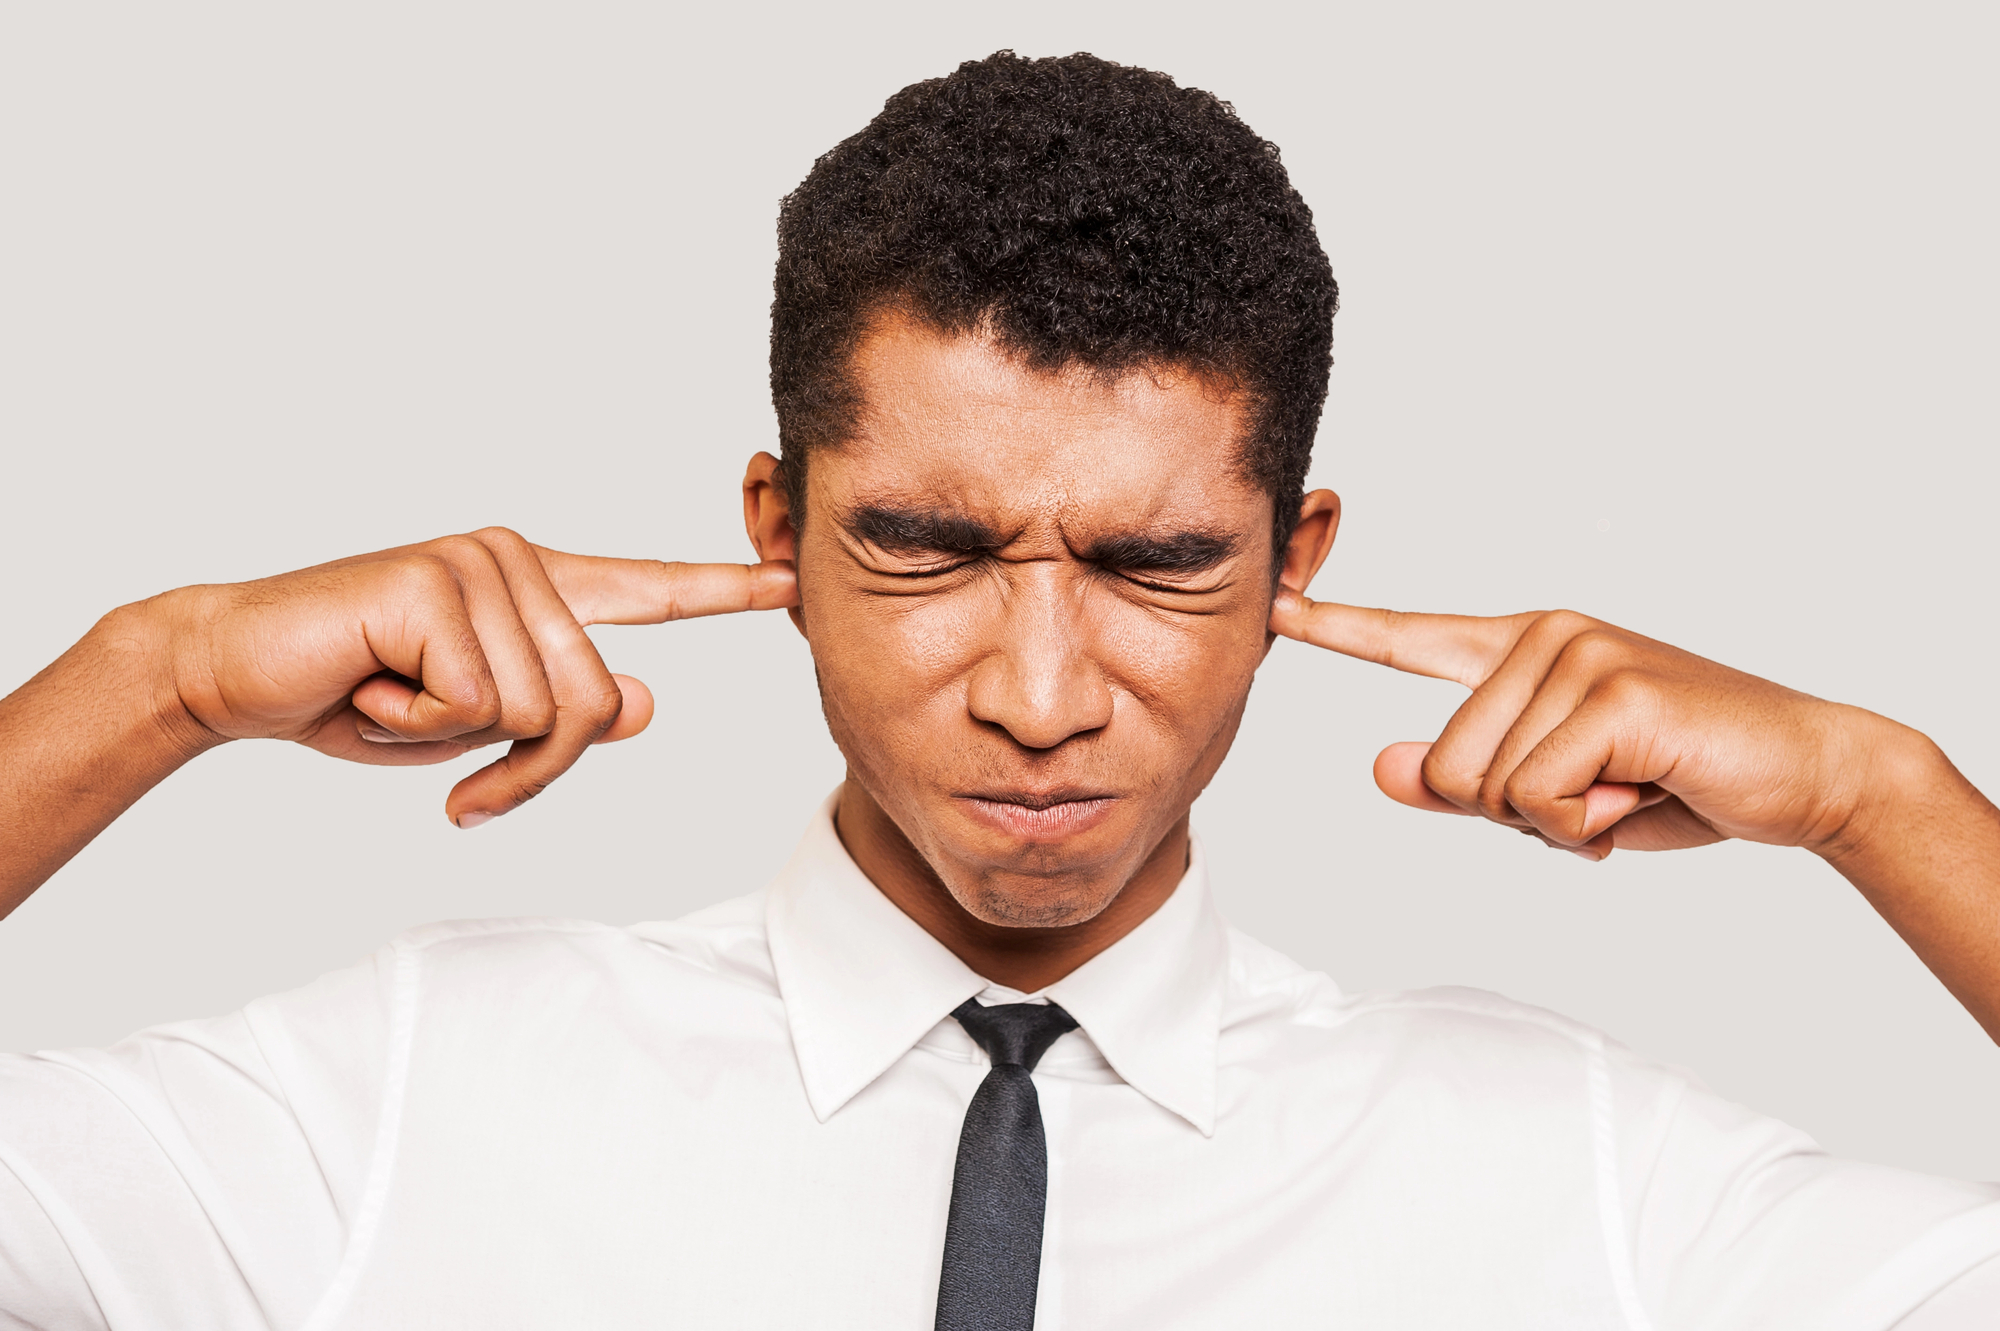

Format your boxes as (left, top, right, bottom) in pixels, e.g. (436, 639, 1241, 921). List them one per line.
(3, 2, 1997, 1179)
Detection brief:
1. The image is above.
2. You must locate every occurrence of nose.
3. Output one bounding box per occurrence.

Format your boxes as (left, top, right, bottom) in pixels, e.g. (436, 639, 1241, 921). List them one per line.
(964, 566, 1115, 750)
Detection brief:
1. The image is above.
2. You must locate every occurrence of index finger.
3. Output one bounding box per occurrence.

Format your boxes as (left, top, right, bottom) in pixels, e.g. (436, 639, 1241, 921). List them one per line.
(1269, 591, 1539, 689)
(533, 549, 800, 627)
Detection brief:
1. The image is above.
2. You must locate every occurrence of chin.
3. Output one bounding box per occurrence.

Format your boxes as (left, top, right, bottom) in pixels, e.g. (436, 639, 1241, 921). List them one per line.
(948, 875, 1125, 930)
(927, 808, 1157, 930)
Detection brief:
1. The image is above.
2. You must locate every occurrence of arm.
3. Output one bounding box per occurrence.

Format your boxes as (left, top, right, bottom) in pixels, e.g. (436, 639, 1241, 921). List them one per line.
(0, 528, 797, 919)
(0, 599, 218, 914)
(1820, 725, 2000, 1043)
(1268, 597, 2000, 1043)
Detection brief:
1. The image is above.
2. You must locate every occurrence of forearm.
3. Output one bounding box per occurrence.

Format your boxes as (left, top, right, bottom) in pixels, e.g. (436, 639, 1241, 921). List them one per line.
(0, 601, 218, 916)
(1819, 716, 2000, 1044)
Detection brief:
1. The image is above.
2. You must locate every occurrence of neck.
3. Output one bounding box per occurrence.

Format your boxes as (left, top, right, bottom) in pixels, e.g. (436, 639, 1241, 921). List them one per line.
(833, 778, 1189, 992)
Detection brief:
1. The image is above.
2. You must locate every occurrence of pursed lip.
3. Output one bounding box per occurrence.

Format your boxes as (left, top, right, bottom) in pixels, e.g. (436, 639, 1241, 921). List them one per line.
(953, 788, 1119, 840)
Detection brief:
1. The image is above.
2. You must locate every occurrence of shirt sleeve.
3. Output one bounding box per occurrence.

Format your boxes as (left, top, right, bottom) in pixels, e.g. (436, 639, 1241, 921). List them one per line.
(0, 1158, 104, 1331)
(0, 938, 412, 1331)
(1608, 1041, 2000, 1330)
(1895, 1253, 2000, 1328)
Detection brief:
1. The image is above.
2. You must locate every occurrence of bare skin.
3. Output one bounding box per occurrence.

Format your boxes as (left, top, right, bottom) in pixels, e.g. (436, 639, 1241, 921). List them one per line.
(2, 318, 1999, 1033)
(0, 530, 799, 903)
(1267, 599, 2000, 1042)
(742, 316, 1339, 988)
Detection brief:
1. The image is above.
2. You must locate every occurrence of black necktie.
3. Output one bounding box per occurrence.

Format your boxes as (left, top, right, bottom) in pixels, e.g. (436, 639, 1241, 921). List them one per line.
(934, 999, 1080, 1331)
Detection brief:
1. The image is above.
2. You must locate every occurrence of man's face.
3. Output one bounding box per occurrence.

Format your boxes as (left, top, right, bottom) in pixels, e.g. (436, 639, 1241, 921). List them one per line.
(753, 315, 1322, 929)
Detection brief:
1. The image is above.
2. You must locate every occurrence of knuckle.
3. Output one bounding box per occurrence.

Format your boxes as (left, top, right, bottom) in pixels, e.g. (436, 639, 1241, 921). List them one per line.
(1501, 769, 1581, 843)
(1376, 609, 1421, 666)
(576, 679, 625, 730)
(1545, 608, 1595, 634)
(1500, 766, 1539, 809)
(504, 774, 554, 808)
(1500, 769, 1560, 827)
(1557, 627, 1629, 675)
(1532, 608, 1595, 645)
(470, 526, 531, 557)
(1420, 747, 1477, 804)
(641, 561, 690, 614)
(514, 695, 558, 736)
(428, 533, 490, 567)
(1593, 667, 1657, 712)
(393, 552, 458, 594)
(463, 691, 504, 731)
(1475, 774, 1515, 822)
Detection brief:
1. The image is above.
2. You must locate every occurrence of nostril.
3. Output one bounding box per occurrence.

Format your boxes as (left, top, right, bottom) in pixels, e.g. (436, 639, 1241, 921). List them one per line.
(967, 660, 1114, 751)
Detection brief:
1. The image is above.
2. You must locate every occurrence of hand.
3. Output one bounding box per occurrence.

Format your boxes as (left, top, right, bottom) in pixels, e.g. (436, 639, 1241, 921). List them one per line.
(156, 528, 798, 826)
(1267, 596, 1901, 862)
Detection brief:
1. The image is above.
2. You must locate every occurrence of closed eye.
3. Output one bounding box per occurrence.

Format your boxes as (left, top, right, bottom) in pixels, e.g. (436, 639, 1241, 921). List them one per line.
(879, 557, 979, 578)
(1085, 529, 1239, 591)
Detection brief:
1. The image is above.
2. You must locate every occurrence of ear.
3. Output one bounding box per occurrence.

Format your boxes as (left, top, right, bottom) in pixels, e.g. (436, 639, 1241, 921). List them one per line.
(742, 451, 798, 562)
(1262, 490, 1339, 659)
(743, 451, 808, 636)
(1277, 489, 1341, 598)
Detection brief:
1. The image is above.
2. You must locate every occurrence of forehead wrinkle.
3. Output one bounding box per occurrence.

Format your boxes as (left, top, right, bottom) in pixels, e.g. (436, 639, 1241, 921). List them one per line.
(836, 459, 1074, 549)
(1047, 474, 1249, 549)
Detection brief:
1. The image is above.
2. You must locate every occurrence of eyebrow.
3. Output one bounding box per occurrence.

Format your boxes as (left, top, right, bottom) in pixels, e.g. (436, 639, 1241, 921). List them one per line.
(846, 503, 1237, 575)
(847, 504, 1007, 556)
(1079, 528, 1238, 575)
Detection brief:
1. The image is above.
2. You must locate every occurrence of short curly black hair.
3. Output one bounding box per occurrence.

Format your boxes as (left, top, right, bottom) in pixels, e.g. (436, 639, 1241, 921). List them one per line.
(770, 50, 1337, 563)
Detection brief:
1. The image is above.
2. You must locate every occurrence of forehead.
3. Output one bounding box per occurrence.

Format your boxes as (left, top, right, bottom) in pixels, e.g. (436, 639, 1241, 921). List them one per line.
(825, 315, 1264, 528)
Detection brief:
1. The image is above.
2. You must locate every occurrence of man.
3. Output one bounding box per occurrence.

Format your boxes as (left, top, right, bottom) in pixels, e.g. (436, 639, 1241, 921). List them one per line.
(2, 49, 1998, 1328)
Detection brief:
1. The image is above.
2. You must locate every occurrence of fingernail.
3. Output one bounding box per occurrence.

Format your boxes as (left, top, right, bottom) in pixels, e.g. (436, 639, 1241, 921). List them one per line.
(360, 724, 422, 744)
(1272, 589, 1300, 613)
(1568, 848, 1601, 862)
(456, 811, 495, 830)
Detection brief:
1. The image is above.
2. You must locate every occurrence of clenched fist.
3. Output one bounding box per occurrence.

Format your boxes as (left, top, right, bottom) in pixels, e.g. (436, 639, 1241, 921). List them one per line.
(0, 528, 798, 911)
(1267, 599, 1891, 859)
(157, 528, 797, 826)
(1269, 592, 2000, 1042)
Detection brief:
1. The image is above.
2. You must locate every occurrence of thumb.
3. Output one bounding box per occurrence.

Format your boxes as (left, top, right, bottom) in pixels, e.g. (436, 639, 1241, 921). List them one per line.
(1373, 742, 1475, 816)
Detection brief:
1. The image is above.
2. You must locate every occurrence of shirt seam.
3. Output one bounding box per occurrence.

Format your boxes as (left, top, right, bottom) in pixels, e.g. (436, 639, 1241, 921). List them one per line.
(24, 1053, 275, 1326)
(1585, 1029, 1657, 1331)
(240, 1003, 344, 1238)
(1319, 990, 1591, 1036)
(294, 938, 423, 1331)
(1319, 990, 1657, 1326)
(0, 1151, 116, 1331)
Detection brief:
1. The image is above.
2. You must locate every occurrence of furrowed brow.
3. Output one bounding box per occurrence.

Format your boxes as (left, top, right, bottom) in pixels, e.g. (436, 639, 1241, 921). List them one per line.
(846, 504, 1006, 556)
(1082, 529, 1238, 576)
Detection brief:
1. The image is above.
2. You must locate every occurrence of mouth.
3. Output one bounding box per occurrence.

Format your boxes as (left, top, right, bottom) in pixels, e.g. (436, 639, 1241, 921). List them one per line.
(954, 789, 1118, 841)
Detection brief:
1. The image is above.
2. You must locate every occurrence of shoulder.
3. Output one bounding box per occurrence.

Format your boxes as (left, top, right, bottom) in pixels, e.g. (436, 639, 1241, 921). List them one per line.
(1220, 927, 1665, 1094)
(347, 892, 780, 1008)
(234, 895, 777, 1063)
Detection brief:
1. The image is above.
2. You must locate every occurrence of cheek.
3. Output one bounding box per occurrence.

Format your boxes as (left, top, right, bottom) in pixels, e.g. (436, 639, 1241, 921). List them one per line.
(804, 588, 986, 747)
(1093, 595, 1267, 733)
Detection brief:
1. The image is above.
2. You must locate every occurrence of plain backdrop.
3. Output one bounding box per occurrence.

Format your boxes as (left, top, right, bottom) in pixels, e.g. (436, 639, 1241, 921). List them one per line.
(2, 2, 1997, 1179)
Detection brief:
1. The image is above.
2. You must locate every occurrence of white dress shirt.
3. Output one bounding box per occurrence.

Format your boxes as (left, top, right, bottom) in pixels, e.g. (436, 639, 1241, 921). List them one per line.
(3, 794, 1999, 1329)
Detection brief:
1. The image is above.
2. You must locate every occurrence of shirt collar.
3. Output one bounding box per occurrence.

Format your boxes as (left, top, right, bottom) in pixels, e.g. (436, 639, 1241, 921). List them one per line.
(765, 790, 1228, 1137)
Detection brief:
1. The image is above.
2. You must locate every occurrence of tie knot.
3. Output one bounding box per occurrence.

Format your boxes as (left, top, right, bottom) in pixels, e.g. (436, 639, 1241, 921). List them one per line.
(950, 999, 1078, 1072)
